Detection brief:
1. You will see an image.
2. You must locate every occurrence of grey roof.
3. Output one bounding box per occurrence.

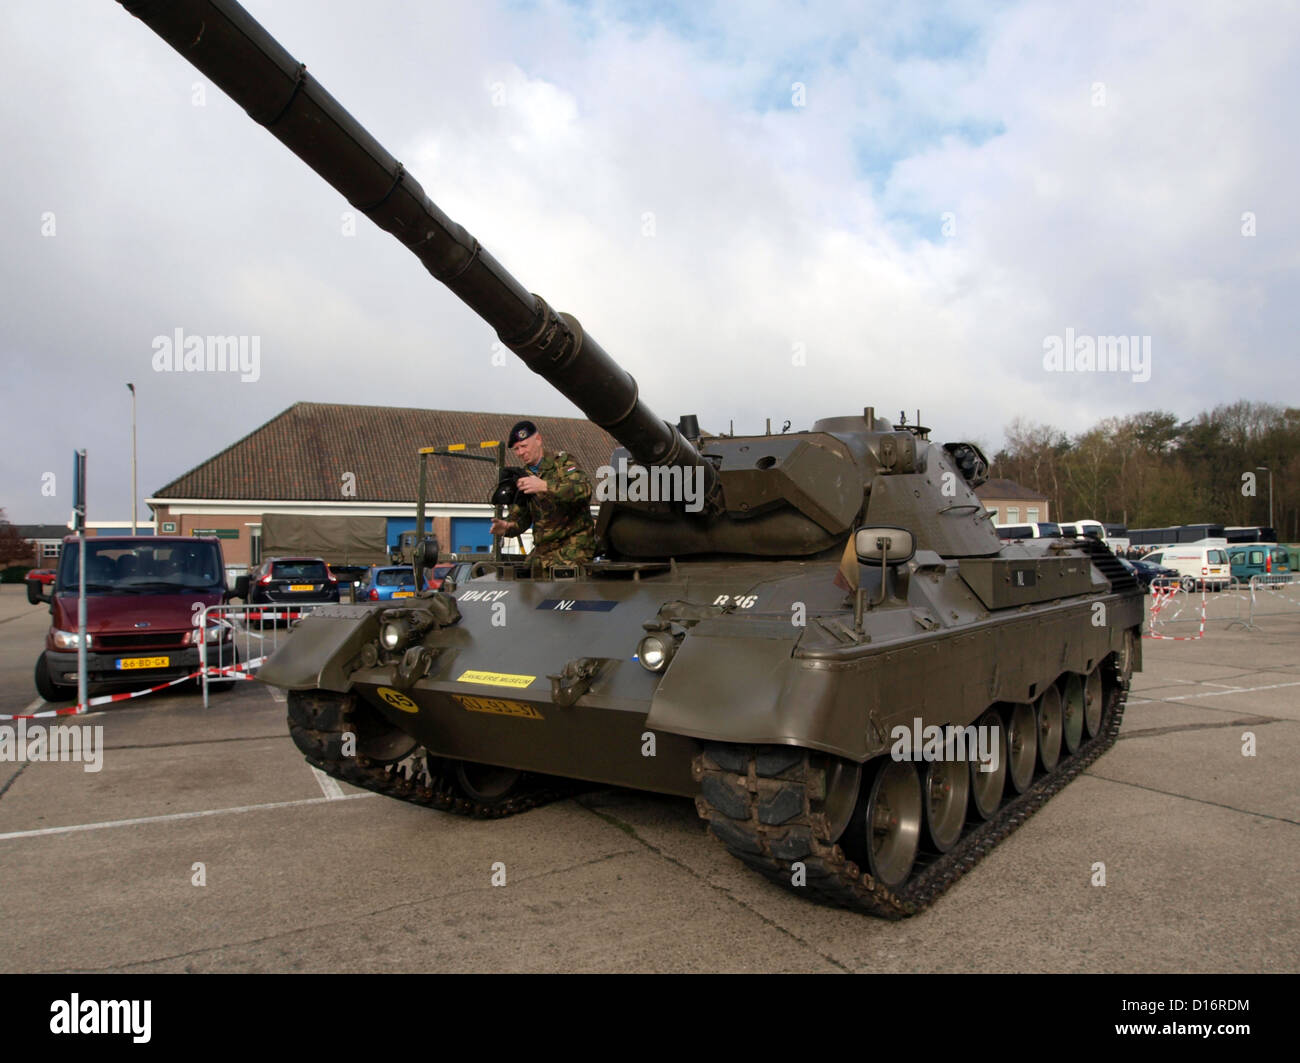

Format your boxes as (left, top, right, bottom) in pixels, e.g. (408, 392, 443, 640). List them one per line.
(12, 524, 70, 540)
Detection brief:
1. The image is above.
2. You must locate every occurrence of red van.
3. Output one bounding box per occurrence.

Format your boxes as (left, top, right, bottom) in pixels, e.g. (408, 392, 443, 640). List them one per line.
(32, 536, 248, 703)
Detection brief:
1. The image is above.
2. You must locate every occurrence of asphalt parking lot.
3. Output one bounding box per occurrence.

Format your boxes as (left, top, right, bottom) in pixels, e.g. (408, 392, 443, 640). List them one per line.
(1, 583, 1297, 973)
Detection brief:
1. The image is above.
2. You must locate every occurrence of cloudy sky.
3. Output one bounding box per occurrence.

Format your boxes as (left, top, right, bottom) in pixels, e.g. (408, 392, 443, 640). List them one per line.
(2, 0, 1296, 526)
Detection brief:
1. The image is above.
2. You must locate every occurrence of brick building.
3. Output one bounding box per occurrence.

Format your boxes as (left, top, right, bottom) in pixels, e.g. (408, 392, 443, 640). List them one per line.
(146, 402, 615, 569)
(974, 478, 1051, 524)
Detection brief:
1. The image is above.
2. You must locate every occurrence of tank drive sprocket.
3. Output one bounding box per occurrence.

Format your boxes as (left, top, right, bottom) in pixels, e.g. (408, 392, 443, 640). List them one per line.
(287, 689, 571, 818)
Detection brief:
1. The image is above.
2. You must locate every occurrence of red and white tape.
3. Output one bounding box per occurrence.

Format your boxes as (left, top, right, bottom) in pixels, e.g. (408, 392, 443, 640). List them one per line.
(1, 655, 270, 720)
(1146, 587, 1207, 641)
(0, 671, 201, 720)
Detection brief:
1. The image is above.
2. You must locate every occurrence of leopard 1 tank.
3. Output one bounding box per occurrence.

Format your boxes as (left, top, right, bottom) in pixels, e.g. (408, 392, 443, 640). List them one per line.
(117, 0, 1143, 915)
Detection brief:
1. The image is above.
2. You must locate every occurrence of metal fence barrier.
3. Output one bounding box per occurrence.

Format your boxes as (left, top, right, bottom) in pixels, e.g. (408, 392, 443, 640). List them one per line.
(1146, 573, 1299, 637)
(199, 603, 321, 706)
(1234, 572, 1300, 631)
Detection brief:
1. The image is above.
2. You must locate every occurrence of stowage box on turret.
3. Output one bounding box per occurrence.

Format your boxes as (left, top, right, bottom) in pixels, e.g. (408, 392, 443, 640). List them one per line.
(118, 0, 1143, 915)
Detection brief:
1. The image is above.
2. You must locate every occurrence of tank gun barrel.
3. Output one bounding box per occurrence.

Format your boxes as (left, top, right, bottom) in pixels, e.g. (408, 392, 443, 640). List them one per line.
(119, 0, 716, 499)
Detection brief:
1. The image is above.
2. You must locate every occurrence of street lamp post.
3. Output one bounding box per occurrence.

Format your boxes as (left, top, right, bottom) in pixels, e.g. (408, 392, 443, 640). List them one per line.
(127, 383, 138, 535)
(1255, 465, 1274, 532)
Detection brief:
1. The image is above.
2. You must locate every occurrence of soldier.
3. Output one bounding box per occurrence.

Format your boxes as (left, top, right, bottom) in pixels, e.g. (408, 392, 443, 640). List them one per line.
(489, 420, 597, 566)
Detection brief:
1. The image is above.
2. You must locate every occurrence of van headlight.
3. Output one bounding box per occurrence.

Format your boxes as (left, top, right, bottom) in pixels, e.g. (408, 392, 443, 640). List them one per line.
(52, 629, 83, 650)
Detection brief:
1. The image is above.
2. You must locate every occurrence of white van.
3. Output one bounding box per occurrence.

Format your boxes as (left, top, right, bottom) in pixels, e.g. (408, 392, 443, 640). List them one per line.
(1140, 545, 1230, 591)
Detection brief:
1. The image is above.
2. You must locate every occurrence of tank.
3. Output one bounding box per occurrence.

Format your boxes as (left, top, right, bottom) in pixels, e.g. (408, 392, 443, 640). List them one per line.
(118, 0, 1144, 915)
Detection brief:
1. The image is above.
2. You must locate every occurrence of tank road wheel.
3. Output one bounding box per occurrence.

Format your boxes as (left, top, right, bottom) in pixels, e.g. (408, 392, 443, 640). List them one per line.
(1083, 667, 1105, 738)
(1060, 674, 1085, 755)
(1036, 686, 1063, 773)
(453, 761, 525, 807)
(968, 709, 1006, 820)
(848, 760, 921, 889)
(922, 756, 969, 853)
(1005, 702, 1038, 794)
(823, 757, 863, 844)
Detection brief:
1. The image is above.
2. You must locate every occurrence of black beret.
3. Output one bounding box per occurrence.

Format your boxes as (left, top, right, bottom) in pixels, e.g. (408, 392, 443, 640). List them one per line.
(508, 420, 537, 445)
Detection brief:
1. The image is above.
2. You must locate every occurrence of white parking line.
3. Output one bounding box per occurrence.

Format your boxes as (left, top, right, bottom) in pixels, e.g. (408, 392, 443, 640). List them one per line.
(310, 765, 346, 800)
(1166, 679, 1300, 702)
(0, 793, 376, 842)
(23, 698, 44, 714)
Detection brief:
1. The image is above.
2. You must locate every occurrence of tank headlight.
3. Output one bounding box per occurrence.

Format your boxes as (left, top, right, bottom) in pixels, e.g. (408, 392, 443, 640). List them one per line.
(637, 633, 676, 672)
(380, 619, 409, 651)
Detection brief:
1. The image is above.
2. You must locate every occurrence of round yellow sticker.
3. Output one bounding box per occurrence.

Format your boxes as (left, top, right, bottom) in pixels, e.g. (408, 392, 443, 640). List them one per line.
(376, 686, 419, 713)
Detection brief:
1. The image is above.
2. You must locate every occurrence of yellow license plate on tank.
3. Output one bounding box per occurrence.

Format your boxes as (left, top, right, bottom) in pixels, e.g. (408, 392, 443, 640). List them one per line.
(392, 591, 414, 598)
(289, 584, 315, 591)
(452, 695, 544, 720)
(117, 656, 169, 670)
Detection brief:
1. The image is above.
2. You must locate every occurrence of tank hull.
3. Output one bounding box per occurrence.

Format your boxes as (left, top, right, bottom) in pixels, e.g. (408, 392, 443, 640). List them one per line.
(266, 548, 1141, 795)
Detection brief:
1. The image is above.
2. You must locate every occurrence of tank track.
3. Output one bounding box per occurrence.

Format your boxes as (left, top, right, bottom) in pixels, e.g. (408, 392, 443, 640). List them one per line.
(693, 670, 1131, 918)
(287, 690, 569, 819)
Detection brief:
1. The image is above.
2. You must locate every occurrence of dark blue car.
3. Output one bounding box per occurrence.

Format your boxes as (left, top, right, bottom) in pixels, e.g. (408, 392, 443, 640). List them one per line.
(1120, 557, 1179, 591)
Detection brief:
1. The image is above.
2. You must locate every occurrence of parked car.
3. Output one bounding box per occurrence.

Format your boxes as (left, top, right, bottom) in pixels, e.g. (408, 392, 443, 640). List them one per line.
(32, 536, 242, 702)
(1139, 545, 1230, 592)
(326, 564, 371, 602)
(426, 562, 462, 591)
(25, 568, 57, 605)
(1227, 545, 1291, 582)
(1119, 557, 1179, 592)
(247, 556, 340, 618)
(438, 561, 476, 591)
(358, 565, 422, 601)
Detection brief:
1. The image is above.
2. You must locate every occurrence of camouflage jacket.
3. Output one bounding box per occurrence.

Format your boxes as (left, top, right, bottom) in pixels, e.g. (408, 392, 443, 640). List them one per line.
(506, 451, 597, 562)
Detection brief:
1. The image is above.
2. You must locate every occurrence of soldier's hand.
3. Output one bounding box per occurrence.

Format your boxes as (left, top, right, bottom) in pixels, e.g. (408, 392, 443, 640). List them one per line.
(489, 519, 516, 536)
(517, 475, 548, 495)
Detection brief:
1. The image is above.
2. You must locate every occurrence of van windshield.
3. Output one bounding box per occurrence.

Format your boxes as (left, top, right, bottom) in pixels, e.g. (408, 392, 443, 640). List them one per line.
(58, 540, 225, 593)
